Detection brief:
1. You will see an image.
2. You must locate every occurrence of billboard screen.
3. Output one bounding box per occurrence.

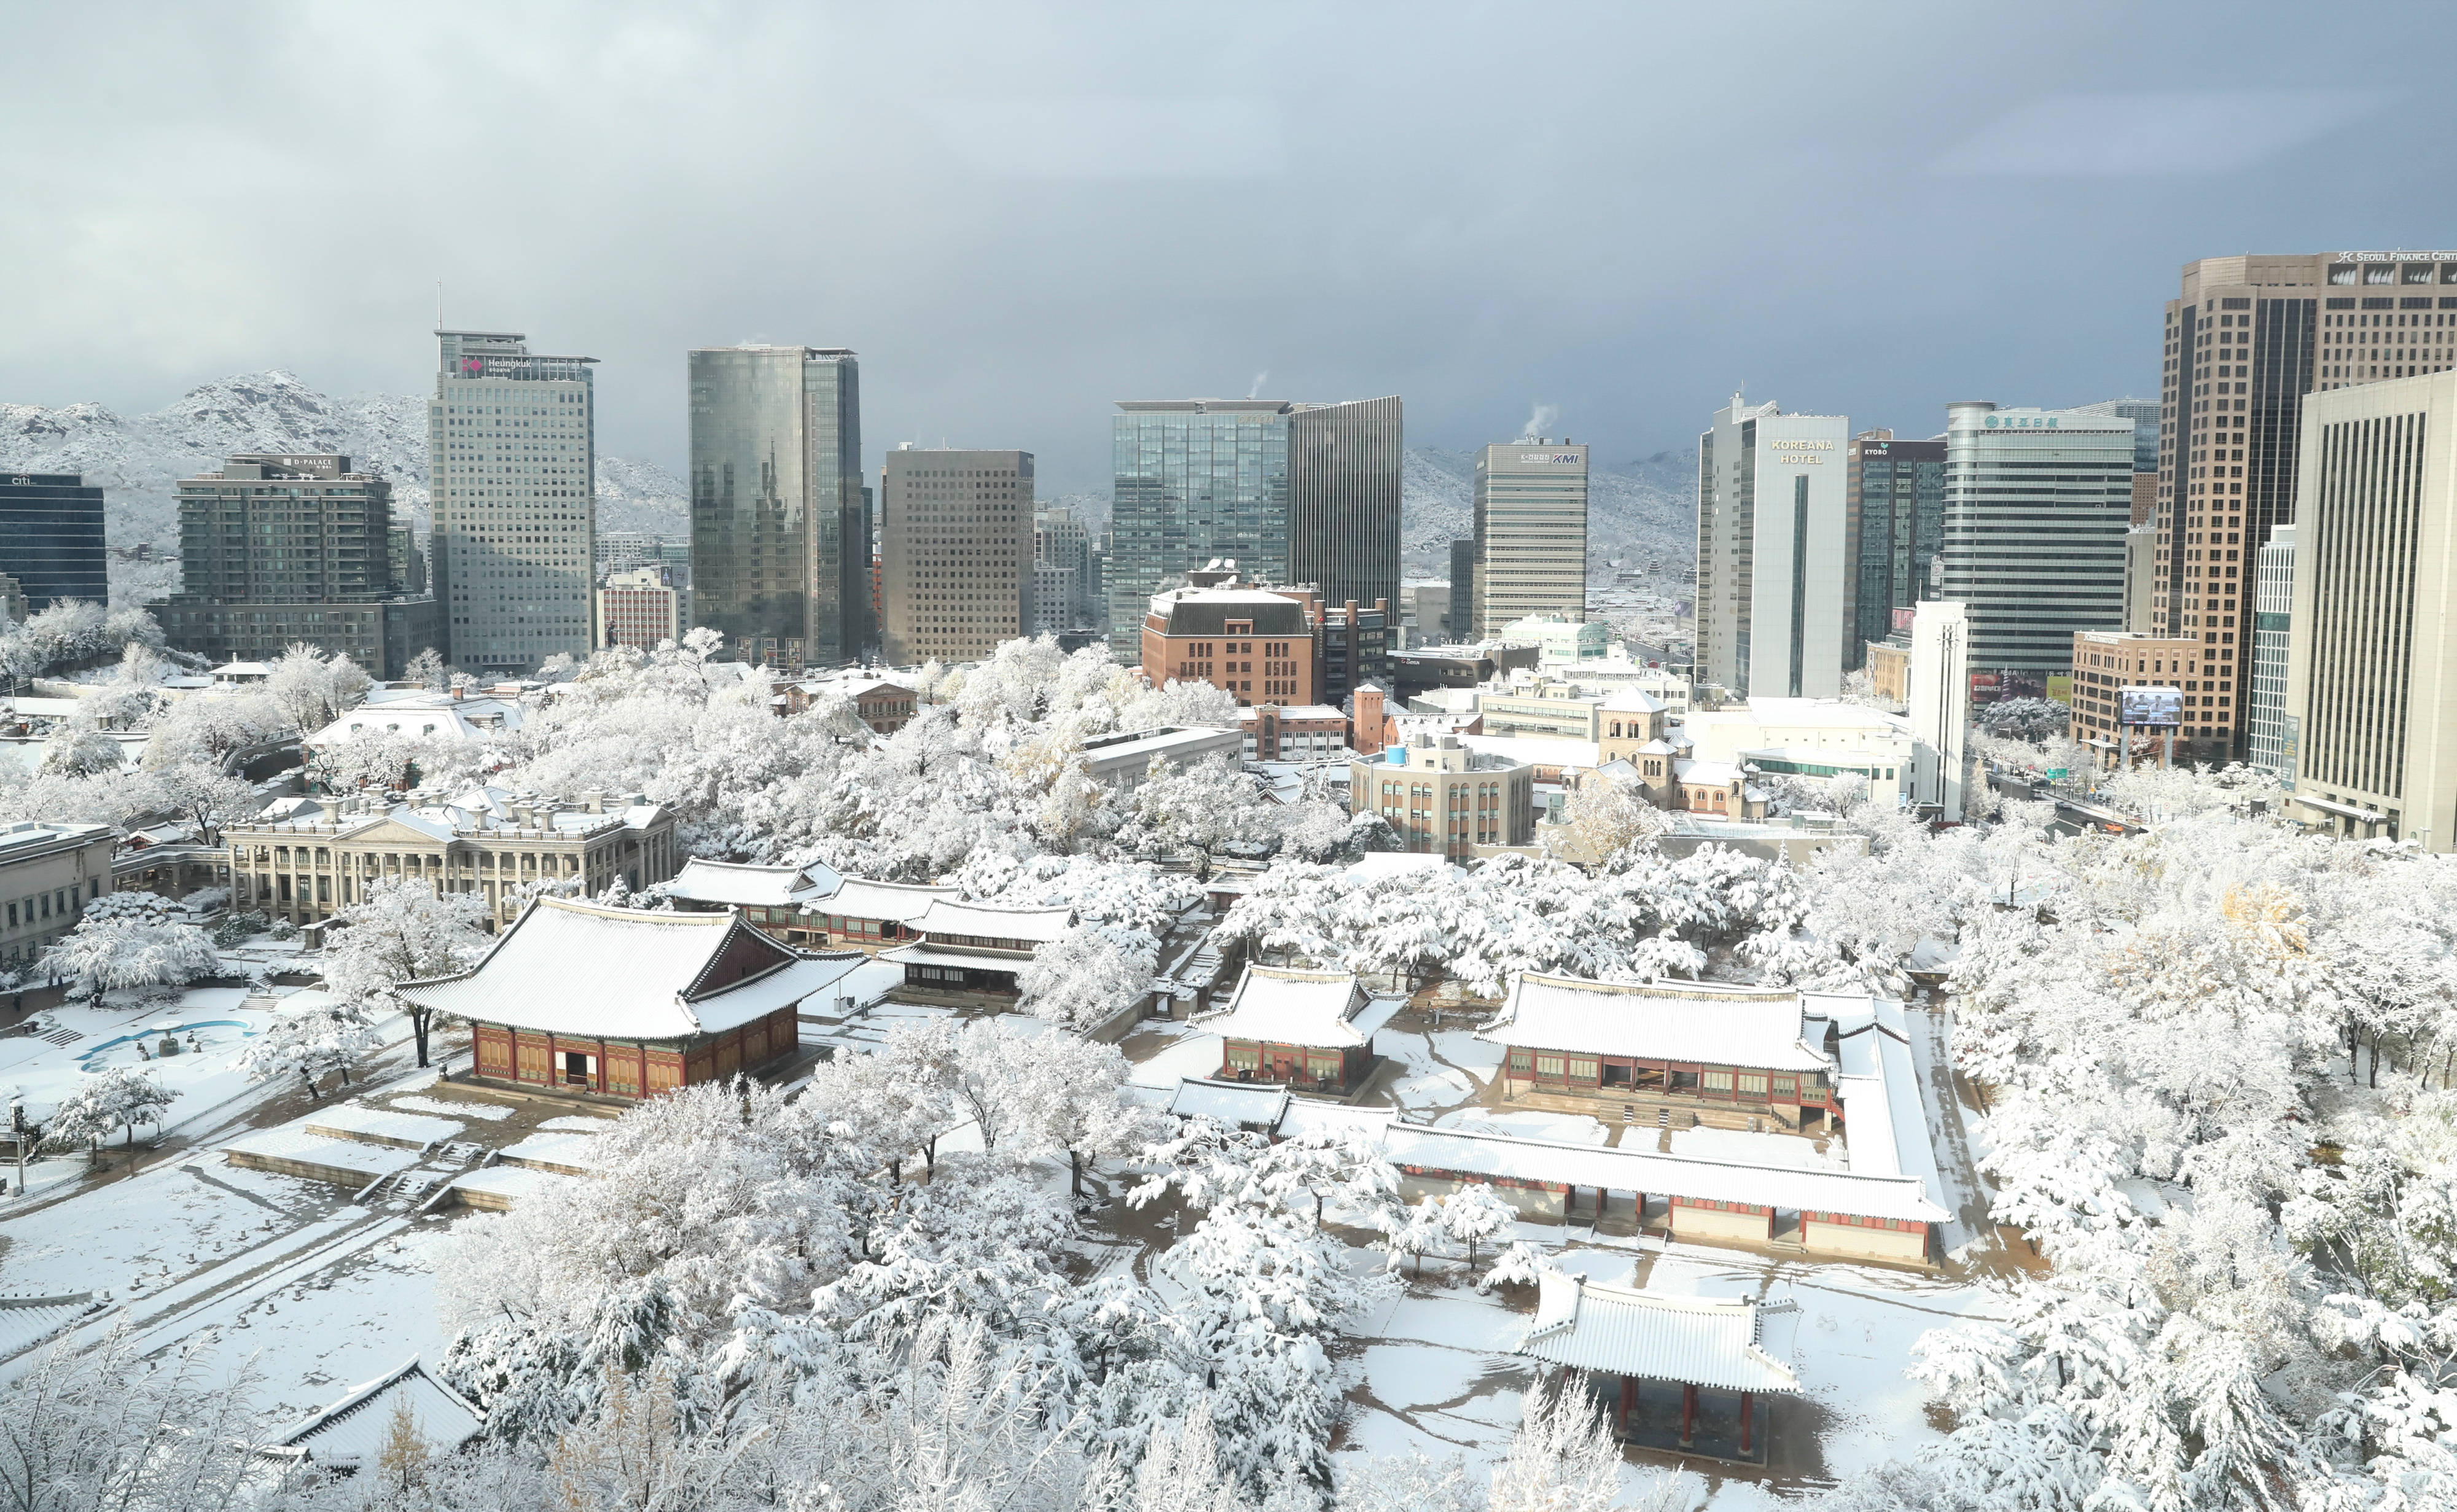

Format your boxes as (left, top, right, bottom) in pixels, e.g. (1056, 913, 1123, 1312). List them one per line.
(2120, 686, 2184, 727)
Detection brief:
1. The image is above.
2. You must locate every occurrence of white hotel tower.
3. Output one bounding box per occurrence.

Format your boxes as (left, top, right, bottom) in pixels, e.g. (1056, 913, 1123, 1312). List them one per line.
(1695, 396, 1852, 699)
(429, 330, 598, 674)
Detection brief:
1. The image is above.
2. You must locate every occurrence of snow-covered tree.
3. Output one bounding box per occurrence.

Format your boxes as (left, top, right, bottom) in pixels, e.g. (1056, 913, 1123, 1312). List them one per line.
(320, 876, 491, 1067)
(36, 906, 219, 999)
(1018, 921, 1160, 1034)
(44, 1066, 179, 1153)
(265, 642, 372, 734)
(234, 994, 381, 1099)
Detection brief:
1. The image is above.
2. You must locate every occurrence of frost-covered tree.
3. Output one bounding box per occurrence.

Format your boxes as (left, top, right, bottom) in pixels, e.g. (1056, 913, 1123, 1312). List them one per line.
(0, 1323, 274, 1511)
(265, 642, 372, 734)
(1018, 921, 1160, 1034)
(37, 905, 219, 999)
(44, 1066, 179, 1153)
(321, 876, 491, 1067)
(1544, 773, 1670, 864)
(234, 994, 381, 1099)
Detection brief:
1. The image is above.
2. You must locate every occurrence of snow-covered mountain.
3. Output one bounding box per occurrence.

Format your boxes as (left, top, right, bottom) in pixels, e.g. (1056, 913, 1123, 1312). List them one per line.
(0, 370, 688, 552)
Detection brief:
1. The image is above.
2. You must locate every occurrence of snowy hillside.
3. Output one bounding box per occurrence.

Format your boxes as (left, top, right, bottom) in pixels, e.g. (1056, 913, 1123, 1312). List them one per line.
(1399, 446, 1694, 577)
(0, 371, 687, 553)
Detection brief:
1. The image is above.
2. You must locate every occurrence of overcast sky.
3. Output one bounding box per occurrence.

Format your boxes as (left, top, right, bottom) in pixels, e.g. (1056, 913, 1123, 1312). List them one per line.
(5, 2, 2451, 495)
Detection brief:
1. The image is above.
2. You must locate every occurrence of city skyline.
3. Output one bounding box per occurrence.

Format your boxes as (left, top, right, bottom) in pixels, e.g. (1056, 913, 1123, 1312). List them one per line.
(5, 7, 2448, 499)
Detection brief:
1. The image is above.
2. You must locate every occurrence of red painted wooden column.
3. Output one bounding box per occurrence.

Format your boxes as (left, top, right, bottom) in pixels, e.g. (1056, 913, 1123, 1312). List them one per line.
(1618, 1374, 1634, 1437)
(1679, 1382, 1696, 1447)
(1739, 1391, 1754, 1456)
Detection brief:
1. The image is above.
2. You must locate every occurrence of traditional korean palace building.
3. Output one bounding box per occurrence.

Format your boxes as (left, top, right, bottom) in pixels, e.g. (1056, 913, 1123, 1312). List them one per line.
(1477, 975, 1842, 1134)
(399, 896, 859, 1099)
(661, 857, 845, 946)
(1518, 1272, 1799, 1463)
(1160, 983, 1950, 1265)
(1192, 965, 1399, 1096)
(803, 877, 961, 951)
(878, 899, 1074, 1002)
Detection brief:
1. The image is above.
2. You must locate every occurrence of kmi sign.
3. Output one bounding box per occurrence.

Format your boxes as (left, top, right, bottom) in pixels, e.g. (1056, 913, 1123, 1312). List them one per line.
(1517, 453, 1581, 464)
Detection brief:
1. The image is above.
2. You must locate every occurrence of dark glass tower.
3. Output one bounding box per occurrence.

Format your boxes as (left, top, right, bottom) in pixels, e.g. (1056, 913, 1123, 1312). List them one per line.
(0, 472, 106, 611)
(1844, 432, 1945, 666)
(1286, 396, 1402, 616)
(687, 346, 865, 669)
(1106, 400, 1292, 661)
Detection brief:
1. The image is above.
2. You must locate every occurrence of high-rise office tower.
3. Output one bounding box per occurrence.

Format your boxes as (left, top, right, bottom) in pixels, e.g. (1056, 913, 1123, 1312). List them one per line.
(1106, 400, 1293, 660)
(688, 345, 865, 671)
(388, 524, 428, 596)
(1286, 396, 1404, 616)
(429, 330, 597, 674)
(1937, 403, 2133, 687)
(2248, 523, 2296, 780)
(1034, 505, 1094, 633)
(880, 448, 1033, 666)
(2286, 373, 2457, 845)
(1843, 431, 1945, 668)
(162, 454, 440, 677)
(1447, 539, 1475, 642)
(1471, 438, 1588, 639)
(1693, 397, 1850, 698)
(596, 566, 683, 651)
(2153, 251, 2457, 760)
(0, 472, 106, 612)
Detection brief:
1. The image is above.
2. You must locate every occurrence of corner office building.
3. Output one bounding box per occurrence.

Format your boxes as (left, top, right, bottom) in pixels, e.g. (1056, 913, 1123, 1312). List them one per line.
(429, 331, 598, 675)
(2285, 374, 2457, 847)
(1937, 403, 2133, 682)
(161, 454, 440, 679)
(2155, 251, 2457, 761)
(0, 472, 106, 612)
(1694, 398, 1850, 699)
(689, 346, 867, 671)
(880, 448, 1033, 667)
(1472, 440, 1588, 639)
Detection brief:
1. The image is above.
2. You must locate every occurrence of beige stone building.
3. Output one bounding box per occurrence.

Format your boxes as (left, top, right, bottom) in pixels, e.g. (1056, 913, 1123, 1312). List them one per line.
(0, 821, 115, 976)
(880, 448, 1033, 666)
(225, 785, 678, 932)
(1349, 736, 1534, 857)
(2285, 372, 2457, 845)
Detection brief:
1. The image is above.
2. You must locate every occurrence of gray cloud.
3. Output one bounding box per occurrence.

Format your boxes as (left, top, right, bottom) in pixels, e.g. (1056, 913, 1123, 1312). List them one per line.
(1936, 90, 2389, 176)
(0, 2, 2449, 498)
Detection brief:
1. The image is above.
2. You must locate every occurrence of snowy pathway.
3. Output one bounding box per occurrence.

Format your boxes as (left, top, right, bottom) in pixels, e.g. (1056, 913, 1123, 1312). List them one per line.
(1906, 1003, 1993, 1255)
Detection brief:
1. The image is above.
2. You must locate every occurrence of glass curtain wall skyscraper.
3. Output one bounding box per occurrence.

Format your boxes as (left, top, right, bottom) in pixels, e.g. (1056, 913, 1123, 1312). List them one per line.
(687, 346, 865, 669)
(1843, 431, 1945, 667)
(1285, 396, 1403, 616)
(429, 330, 598, 674)
(0, 473, 106, 612)
(1105, 400, 1291, 661)
(1937, 402, 2134, 684)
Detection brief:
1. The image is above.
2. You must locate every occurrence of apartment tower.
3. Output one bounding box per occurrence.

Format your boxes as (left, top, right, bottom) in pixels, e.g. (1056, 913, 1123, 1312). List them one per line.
(1694, 397, 1850, 698)
(2248, 524, 2296, 780)
(2285, 373, 2457, 846)
(1471, 438, 1588, 637)
(880, 448, 1034, 666)
(688, 345, 866, 671)
(429, 330, 598, 674)
(1937, 403, 2133, 688)
(163, 454, 439, 677)
(2154, 251, 2457, 760)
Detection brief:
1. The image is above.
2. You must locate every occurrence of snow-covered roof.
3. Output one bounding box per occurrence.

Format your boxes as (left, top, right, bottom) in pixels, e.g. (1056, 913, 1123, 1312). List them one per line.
(1345, 851, 1453, 882)
(0, 1293, 104, 1363)
(1378, 1120, 1947, 1222)
(1456, 734, 1601, 770)
(305, 693, 526, 747)
(1193, 965, 1399, 1050)
(1518, 1272, 1800, 1393)
(1478, 974, 1832, 1072)
(397, 896, 864, 1040)
(1166, 1078, 1291, 1126)
(302, 1103, 463, 1148)
(1238, 704, 1346, 722)
(1674, 759, 1748, 786)
(270, 1358, 482, 1468)
(1601, 688, 1667, 713)
(877, 941, 1037, 972)
(808, 877, 960, 924)
(1079, 725, 1244, 775)
(907, 898, 1075, 944)
(664, 856, 844, 908)
(499, 1131, 609, 1174)
(1816, 995, 1947, 1209)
